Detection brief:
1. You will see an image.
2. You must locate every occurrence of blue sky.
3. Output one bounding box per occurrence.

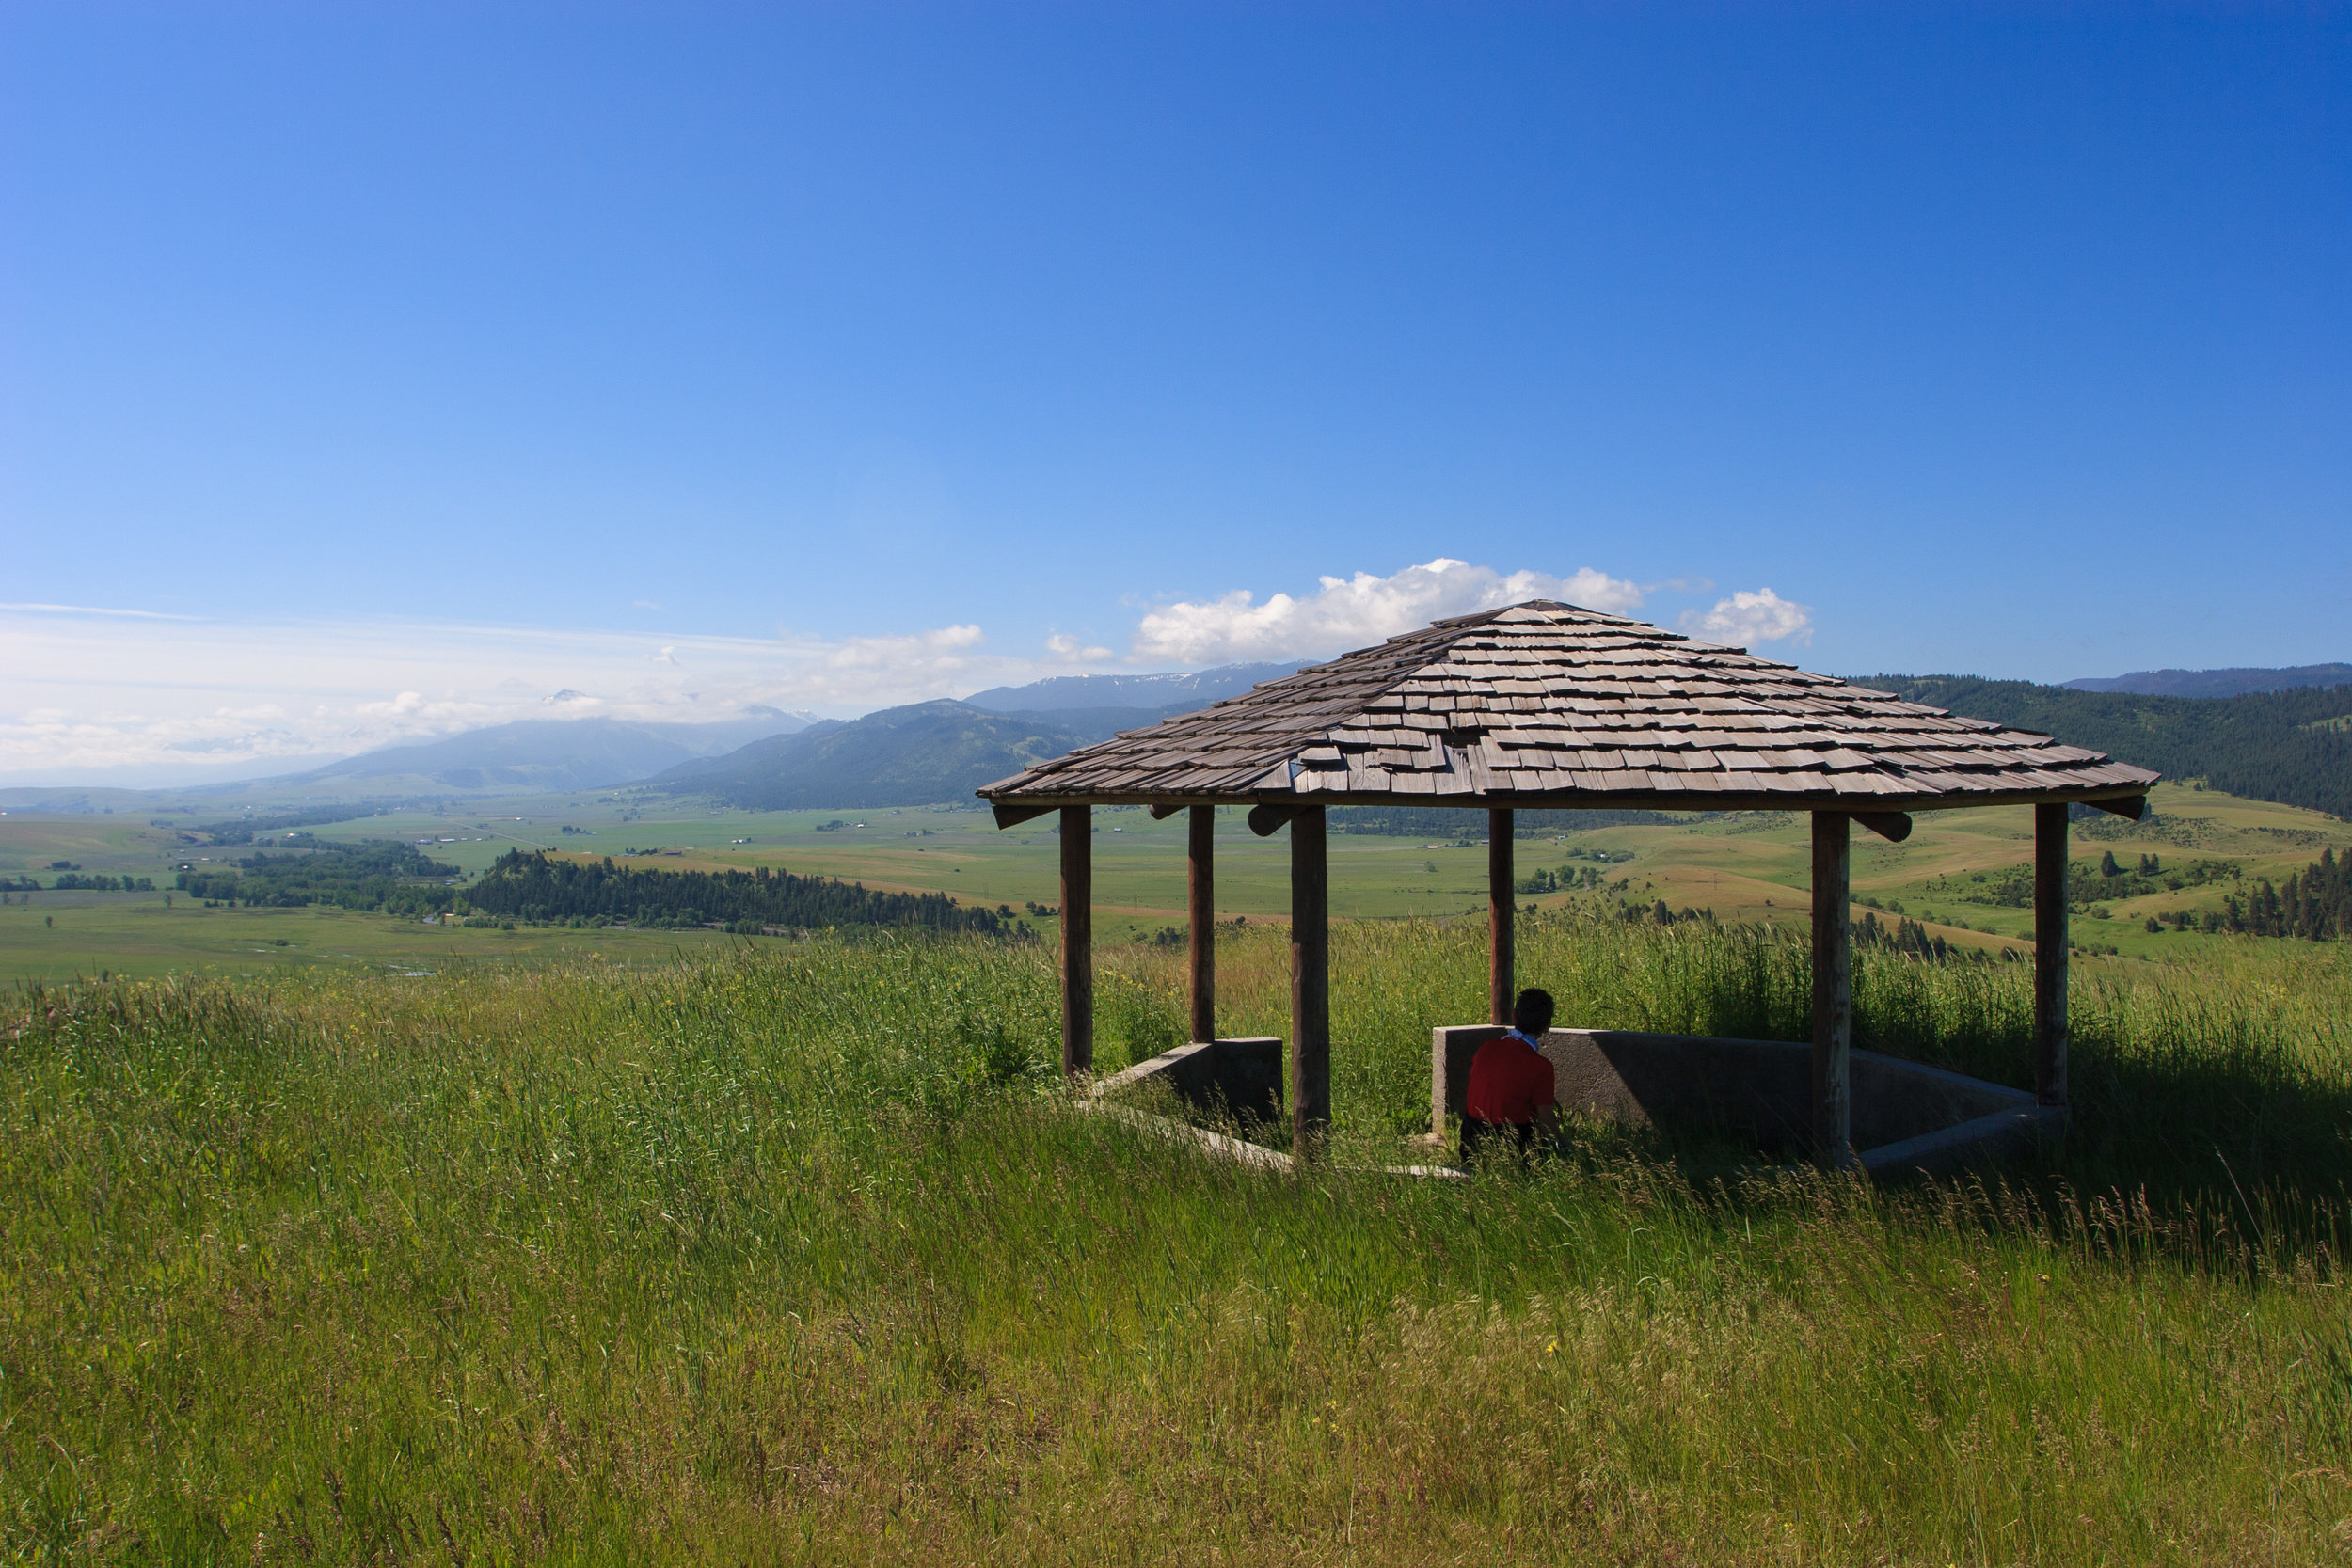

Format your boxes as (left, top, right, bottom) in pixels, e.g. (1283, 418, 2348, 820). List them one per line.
(3, 4, 2347, 781)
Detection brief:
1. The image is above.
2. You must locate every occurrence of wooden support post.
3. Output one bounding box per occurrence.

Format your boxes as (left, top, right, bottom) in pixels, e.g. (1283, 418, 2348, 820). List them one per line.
(1810, 812, 1852, 1164)
(1059, 804, 1092, 1080)
(2034, 802, 2069, 1111)
(1290, 805, 1329, 1157)
(1188, 805, 1216, 1045)
(1489, 807, 1515, 1024)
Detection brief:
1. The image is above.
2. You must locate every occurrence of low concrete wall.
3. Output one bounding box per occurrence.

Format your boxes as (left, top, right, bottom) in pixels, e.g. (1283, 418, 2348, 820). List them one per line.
(1094, 1037, 1283, 1126)
(1433, 1023, 2053, 1175)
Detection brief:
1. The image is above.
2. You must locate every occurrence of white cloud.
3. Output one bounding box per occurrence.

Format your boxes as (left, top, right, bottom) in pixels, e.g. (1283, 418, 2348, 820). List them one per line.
(1047, 632, 1114, 662)
(1129, 558, 1646, 665)
(1679, 587, 1815, 648)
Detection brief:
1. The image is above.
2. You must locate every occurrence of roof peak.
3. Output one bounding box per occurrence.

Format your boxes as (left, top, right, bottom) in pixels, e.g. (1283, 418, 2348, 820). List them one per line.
(1427, 597, 1649, 631)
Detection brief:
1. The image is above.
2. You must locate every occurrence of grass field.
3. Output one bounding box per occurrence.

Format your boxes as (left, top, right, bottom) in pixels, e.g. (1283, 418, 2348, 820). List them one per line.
(5, 917, 2349, 1562)
(4, 782, 2344, 985)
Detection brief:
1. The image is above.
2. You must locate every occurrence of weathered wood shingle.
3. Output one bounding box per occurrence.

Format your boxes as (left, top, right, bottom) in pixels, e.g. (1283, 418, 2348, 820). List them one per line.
(978, 601, 2157, 813)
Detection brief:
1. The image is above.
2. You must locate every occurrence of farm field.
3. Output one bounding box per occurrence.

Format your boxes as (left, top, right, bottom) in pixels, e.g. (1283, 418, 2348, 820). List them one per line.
(5, 919, 2348, 1561)
(3, 781, 2343, 983)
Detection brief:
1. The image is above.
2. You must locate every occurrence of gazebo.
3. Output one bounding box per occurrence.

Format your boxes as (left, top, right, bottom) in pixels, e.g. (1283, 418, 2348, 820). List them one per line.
(977, 600, 2157, 1166)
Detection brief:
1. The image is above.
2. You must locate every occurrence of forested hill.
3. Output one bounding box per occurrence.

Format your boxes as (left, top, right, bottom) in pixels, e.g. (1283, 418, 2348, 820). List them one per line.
(464, 850, 1008, 935)
(1857, 676, 2352, 820)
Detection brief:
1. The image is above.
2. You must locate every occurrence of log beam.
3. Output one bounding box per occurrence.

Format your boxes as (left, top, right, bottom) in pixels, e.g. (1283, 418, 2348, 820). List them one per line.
(1851, 811, 1913, 843)
(1489, 808, 1515, 1024)
(2034, 802, 2069, 1111)
(1248, 802, 1301, 838)
(1290, 806, 1329, 1157)
(1059, 804, 1092, 1080)
(2087, 795, 2147, 822)
(992, 801, 1057, 831)
(1189, 805, 1216, 1045)
(1149, 803, 1185, 820)
(1811, 811, 1852, 1164)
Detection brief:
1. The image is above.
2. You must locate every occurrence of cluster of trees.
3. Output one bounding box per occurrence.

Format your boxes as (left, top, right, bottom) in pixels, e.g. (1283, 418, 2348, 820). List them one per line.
(1516, 863, 1613, 895)
(6, 871, 159, 892)
(1851, 911, 1966, 960)
(1860, 675, 2352, 820)
(2214, 848, 2348, 941)
(177, 842, 461, 914)
(461, 851, 1009, 935)
(1621, 900, 1716, 927)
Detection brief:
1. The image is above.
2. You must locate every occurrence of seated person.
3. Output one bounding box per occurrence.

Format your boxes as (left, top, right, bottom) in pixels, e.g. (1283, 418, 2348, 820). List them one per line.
(1461, 988, 1559, 1163)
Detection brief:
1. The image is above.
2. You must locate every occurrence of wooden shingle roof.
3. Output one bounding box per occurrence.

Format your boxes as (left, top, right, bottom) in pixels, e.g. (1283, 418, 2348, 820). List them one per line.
(977, 601, 2158, 814)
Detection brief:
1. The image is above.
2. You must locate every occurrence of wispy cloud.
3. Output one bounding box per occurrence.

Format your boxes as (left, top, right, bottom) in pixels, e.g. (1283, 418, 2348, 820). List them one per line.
(1, 571, 1822, 784)
(0, 610, 1091, 783)
(0, 601, 199, 620)
(1047, 632, 1113, 662)
(1679, 587, 1815, 647)
(1130, 558, 1646, 665)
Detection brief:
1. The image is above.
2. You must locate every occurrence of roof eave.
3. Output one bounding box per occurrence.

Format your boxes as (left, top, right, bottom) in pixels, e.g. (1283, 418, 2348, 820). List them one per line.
(976, 776, 2160, 816)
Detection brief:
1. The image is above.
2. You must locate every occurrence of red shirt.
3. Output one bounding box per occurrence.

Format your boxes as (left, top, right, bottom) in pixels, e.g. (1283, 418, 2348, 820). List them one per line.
(1465, 1030, 1556, 1125)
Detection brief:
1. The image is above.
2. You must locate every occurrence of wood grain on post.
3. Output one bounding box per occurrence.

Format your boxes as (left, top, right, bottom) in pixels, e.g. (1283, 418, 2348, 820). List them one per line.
(2034, 802, 2069, 1110)
(1188, 805, 1216, 1045)
(1489, 807, 1515, 1024)
(1290, 805, 1330, 1157)
(1810, 811, 1852, 1164)
(1059, 803, 1092, 1080)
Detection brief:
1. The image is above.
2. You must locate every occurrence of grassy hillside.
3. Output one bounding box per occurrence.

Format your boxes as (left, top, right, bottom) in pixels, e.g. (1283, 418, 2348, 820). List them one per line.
(1863, 674, 2352, 820)
(4, 926, 2346, 1560)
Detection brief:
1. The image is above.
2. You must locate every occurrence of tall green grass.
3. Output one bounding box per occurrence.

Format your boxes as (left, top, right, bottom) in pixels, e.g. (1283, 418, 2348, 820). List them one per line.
(4, 922, 2348, 1562)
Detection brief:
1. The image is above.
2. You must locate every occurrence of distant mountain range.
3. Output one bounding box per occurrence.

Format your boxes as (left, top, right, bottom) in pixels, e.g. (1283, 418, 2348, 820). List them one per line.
(13, 658, 2351, 822)
(637, 664, 1308, 810)
(2062, 663, 2352, 699)
(297, 712, 814, 794)
(962, 663, 1300, 713)
(0, 708, 814, 813)
(644, 703, 1084, 811)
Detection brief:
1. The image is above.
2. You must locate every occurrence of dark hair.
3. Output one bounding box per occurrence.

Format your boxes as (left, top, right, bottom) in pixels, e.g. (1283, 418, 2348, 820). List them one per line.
(1513, 987, 1555, 1032)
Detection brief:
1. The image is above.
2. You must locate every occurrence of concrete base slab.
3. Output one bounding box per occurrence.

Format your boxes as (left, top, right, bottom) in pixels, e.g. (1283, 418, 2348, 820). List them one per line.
(1435, 1023, 2058, 1179)
(1091, 1037, 1282, 1127)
